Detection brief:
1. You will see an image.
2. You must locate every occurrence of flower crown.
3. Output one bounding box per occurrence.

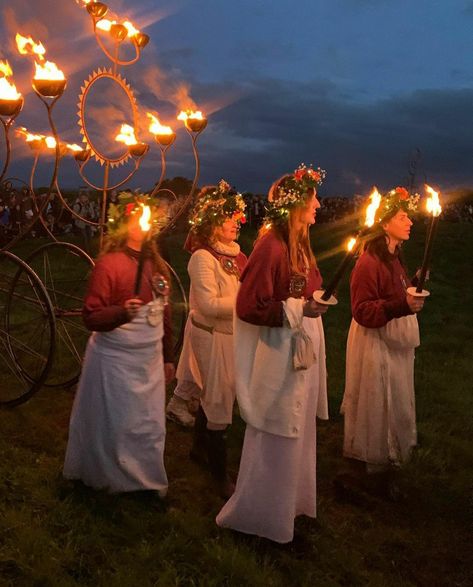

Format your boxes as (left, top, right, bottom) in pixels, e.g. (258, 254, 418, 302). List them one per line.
(189, 180, 246, 228)
(264, 164, 326, 224)
(107, 191, 163, 234)
(376, 187, 419, 223)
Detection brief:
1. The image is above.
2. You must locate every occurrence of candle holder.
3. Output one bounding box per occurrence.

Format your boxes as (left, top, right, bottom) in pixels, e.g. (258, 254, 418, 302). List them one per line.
(33, 79, 67, 98)
(129, 142, 149, 158)
(312, 290, 338, 306)
(87, 2, 108, 19)
(110, 23, 128, 42)
(184, 117, 208, 133)
(74, 148, 91, 162)
(406, 286, 430, 298)
(155, 132, 176, 147)
(134, 33, 150, 49)
(0, 96, 24, 118)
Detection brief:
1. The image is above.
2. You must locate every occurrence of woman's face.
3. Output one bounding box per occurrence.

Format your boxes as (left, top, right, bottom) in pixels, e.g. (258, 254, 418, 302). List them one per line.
(383, 209, 413, 243)
(214, 217, 238, 244)
(127, 214, 146, 244)
(299, 192, 321, 225)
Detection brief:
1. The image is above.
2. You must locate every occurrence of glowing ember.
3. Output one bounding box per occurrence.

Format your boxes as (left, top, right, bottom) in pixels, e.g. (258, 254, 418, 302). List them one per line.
(346, 237, 357, 252)
(364, 187, 382, 227)
(34, 61, 65, 81)
(96, 19, 117, 32)
(425, 185, 442, 217)
(138, 204, 151, 232)
(16, 33, 46, 60)
(115, 123, 138, 146)
(0, 61, 13, 77)
(123, 21, 140, 37)
(147, 113, 173, 135)
(177, 110, 204, 121)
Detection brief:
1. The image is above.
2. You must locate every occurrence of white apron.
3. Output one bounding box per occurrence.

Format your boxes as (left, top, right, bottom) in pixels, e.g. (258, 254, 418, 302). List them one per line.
(341, 315, 419, 465)
(63, 300, 168, 495)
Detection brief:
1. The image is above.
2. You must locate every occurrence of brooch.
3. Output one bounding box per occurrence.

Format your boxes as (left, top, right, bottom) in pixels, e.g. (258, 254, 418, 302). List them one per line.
(289, 273, 307, 297)
(152, 274, 170, 297)
(220, 256, 240, 278)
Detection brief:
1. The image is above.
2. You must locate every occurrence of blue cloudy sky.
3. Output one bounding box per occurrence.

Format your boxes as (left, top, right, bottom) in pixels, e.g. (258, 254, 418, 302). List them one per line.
(2, 0, 473, 195)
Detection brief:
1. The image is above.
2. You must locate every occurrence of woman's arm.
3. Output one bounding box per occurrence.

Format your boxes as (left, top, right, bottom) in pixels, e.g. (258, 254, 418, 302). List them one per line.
(188, 250, 234, 319)
(82, 260, 128, 332)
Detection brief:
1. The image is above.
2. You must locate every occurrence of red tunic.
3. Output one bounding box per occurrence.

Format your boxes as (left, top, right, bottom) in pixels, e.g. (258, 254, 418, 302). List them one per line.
(350, 250, 413, 329)
(82, 249, 174, 362)
(237, 231, 323, 327)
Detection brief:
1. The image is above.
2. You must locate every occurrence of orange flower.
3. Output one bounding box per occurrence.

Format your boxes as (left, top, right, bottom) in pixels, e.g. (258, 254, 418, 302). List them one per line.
(395, 187, 409, 201)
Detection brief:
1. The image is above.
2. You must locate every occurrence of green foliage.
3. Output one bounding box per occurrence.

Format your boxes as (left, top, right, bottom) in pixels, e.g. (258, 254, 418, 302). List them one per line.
(0, 221, 472, 585)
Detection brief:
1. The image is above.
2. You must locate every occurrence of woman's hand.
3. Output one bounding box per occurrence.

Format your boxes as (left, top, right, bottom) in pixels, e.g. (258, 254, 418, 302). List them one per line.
(164, 363, 176, 384)
(124, 298, 144, 320)
(303, 299, 329, 318)
(406, 293, 425, 313)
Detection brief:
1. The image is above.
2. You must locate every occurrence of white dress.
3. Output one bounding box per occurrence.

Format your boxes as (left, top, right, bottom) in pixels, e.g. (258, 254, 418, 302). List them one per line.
(341, 315, 419, 465)
(216, 314, 328, 543)
(63, 300, 168, 495)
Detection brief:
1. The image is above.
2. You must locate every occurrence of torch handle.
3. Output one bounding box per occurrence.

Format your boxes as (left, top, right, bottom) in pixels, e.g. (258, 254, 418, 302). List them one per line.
(321, 249, 356, 301)
(134, 255, 145, 297)
(416, 215, 439, 293)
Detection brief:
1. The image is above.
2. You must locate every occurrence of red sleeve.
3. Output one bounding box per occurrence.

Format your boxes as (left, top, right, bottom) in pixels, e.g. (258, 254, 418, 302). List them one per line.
(162, 303, 174, 363)
(82, 259, 128, 332)
(236, 236, 284, 327)
(351, 254, 411, 328)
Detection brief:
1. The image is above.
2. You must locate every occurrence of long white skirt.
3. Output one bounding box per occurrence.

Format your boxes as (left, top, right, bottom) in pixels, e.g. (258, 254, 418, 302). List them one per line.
(63, 301, 168, 494)
(216, 332, 321, 544)
(341, 317, 418, 466)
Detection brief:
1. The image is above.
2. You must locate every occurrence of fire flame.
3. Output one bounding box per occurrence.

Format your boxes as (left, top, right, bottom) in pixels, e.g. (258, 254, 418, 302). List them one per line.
(123, 21, 140, 37)
(34, 60, 65, 81)
(346, 237, 357, 252)
(16, 127, 44, 142)
(147, 113, 173, 135)
(115, 123, 138, 146)
(138, 204, 151, 232)
(177, 110, 205, 121)
(0, 61, 21, 100)
(16, 33, 46, 60)
(96, 19, 117, 32)
(425, 185, 442, 217)
(66, 143, 83, 152)
(364, 187, 382, 227)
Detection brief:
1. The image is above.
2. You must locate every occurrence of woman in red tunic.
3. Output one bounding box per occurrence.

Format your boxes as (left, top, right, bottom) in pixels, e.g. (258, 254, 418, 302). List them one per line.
(340, 187, 425, 496)
(63, 193, 174, 495)
(216, 165, 330, 543)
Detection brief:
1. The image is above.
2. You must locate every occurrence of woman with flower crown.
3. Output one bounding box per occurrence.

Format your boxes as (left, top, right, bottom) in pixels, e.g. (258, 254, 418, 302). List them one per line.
(166, 181, 247, 498)
(339, 187, 425, 498)
(63, 192, 175, 496)
(216, 165, 330, 543)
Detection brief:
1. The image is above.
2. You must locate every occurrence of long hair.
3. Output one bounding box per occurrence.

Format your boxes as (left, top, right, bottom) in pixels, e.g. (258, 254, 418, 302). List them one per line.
(101, 224, 170, 282)
(364, 211, 406, 271)
(257, 174, 316, 273)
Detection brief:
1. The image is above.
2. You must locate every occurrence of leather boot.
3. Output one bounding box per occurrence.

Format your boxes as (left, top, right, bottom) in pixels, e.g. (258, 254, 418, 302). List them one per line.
(206, 429, 235, 500)
(189, 406, 208, 467)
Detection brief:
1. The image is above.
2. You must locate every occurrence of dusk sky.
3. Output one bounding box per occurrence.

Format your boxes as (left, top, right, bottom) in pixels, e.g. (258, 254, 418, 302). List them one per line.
(2, 0, 473, 195)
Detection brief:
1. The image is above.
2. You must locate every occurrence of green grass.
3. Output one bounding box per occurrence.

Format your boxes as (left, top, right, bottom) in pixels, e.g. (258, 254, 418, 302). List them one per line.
(0, 220, 472, 586)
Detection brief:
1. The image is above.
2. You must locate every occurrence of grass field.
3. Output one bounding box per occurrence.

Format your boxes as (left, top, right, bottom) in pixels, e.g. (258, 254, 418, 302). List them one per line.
(0, 219, 472, 586)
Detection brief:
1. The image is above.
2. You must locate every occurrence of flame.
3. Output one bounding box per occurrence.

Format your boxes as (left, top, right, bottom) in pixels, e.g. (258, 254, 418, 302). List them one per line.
(115, 123, 138, 145)
(177, 110, 204, 121)
(0, 77, 21, 100)
(147, 113, 173, 135)
(364, 187, 382, 227)
(138, 204, 151, 232)
(347, 237, 357, 252)
(77, 0, 95, 5)
(425, 185, 442, 217)
(96, 19, 117, 32)
(0, 60, 13, 77)
(16, 127, 44, 142)
(34, 60, 65, 80)
(66, 143, 83, 152)
(45, 136, 57, 149)
(123, 20, 140, 37)
(16, 33, 46, 60)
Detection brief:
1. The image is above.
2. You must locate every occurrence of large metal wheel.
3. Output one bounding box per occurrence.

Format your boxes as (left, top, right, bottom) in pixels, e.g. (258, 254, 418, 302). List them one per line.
(24, 242, 94, 388)
(0, 250, 55, 407)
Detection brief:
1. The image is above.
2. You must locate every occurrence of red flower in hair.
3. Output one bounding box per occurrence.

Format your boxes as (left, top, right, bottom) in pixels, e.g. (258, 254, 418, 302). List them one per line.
(395, 187, 409, 201)
(125, 202, 135, 216)
(240, 215, 247, 224)
(294, 168, 305, 181)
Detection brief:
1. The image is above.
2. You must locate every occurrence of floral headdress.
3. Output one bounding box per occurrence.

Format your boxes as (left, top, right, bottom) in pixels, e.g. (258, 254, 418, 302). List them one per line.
(188, 180, 246, 228)
(107, 190, 163, 234)
(376, 187, 419, 223)
(264, 163, 326, 224)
